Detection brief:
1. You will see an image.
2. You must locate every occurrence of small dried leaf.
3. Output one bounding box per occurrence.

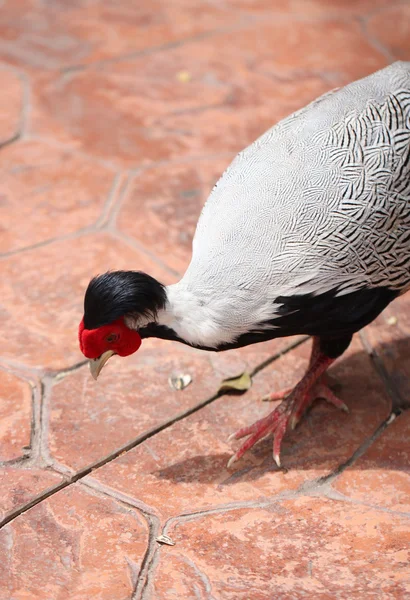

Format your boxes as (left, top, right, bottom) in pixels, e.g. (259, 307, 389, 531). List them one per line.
(168, 373, 192, 391)
(218, 371, 252, 393)
(156, 535, 175, 546)
(387, 315, 398, 326)
(176, 70, 191, 83)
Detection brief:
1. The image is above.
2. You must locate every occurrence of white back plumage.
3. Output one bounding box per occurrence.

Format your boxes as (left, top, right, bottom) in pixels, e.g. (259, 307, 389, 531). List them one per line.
(169, 62, 410, 347)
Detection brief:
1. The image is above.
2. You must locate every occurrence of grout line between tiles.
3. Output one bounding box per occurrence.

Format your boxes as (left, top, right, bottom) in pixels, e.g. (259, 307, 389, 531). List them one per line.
(53, 8, 381, 77)
(92, 172, 125, 230)
(306, 411, 398, 489)
(0, 225, 105, 260)
(139, 421, 410, 600)
(76, 479, 161, 600)
(0, 336, 308, 529)
(101, 171, 134, 229)
(108, 229, 182, 279)
(359, 330, 407, 411)
(358, 14, 396, 64)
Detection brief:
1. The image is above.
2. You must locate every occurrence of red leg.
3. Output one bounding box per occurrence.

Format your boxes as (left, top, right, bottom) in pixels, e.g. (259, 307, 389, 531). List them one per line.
(289, 380, 348, 430)
(228, 339, 348, 468)
(261, 387, 293, 402)
(261, 337, 322, 403)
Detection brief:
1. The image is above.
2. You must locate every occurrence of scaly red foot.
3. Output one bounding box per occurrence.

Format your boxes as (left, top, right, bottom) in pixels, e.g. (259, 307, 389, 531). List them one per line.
(227, 379, 348, 469)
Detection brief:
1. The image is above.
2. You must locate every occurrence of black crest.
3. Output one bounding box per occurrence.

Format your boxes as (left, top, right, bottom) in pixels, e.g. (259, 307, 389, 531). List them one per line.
(83, 270, 167, 329)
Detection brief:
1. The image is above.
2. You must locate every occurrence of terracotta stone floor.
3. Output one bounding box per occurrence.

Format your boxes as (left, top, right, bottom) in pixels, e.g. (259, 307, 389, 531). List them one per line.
(1, 1, 410, 598)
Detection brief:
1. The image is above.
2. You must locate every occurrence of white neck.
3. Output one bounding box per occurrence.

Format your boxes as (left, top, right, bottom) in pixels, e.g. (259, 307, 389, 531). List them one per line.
(156, 282, 239, 348)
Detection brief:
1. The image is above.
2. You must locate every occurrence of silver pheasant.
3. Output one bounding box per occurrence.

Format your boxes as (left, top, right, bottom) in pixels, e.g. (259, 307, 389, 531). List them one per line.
(79, 61, 410, 467)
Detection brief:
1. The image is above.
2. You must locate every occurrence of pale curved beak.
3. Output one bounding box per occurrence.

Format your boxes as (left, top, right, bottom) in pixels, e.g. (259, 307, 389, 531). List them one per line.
(89, 350, 115, 380)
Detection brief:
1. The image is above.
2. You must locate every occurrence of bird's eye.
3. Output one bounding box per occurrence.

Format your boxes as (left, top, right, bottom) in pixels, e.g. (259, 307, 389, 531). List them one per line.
(106, 333, 119, 343)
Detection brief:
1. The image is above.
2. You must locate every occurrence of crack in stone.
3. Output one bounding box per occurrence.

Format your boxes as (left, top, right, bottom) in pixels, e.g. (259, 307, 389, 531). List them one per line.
(126, 556, 140, 594)
(180, 554, 216, 600)
(172, 553, 217, 600)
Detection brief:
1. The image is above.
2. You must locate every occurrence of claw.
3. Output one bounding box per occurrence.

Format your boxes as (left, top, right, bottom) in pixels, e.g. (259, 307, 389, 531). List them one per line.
(272, 419, 286, 466)
(227, 432, 237, 443)
(315, 383, 349, 413)
(273, 452, 281, 468)
(227, 454, 238, 469)
(289, 414, 299, 430)
(226, 350, 344, 467)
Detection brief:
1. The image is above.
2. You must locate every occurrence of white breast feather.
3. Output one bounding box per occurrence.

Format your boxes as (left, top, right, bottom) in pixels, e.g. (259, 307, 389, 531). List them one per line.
(169, 62, 410, 348)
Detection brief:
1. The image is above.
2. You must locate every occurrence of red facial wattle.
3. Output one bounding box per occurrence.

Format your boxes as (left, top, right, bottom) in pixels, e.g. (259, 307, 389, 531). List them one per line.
(78, 316, 142, 359)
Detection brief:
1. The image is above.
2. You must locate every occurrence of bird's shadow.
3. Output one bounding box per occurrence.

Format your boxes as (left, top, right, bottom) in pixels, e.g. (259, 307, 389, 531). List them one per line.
(154, 336, 410, 486)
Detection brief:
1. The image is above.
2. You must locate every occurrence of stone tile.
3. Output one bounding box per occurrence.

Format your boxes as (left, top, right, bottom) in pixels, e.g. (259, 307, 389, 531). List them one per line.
(31, 19, 385, 166)
(117, 157, 232, 274)
(0, 2, 408, 596)
(0, 140, 116, 254)
(0, 0, 388, 73)
(0, 232, 172, 370)
(0, 467, 62, 521)
(48, 333, 302, 472)
(334, 411, 410, 513)
(91, 336, 390, 521)
(0, 483, 148, 600)
(367, 5, 410, 61)
(0, 369, 32, 462)
(0, 66, 24, 145)
(209, 336, 306, 381)
(0, 0, 233, 71)
(362, 293, 410, 403)
(222, 0, 396, 17)
(152, 497, 410, 599)
(48, 339, 217, 471)
(222, 19, 387, 83)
